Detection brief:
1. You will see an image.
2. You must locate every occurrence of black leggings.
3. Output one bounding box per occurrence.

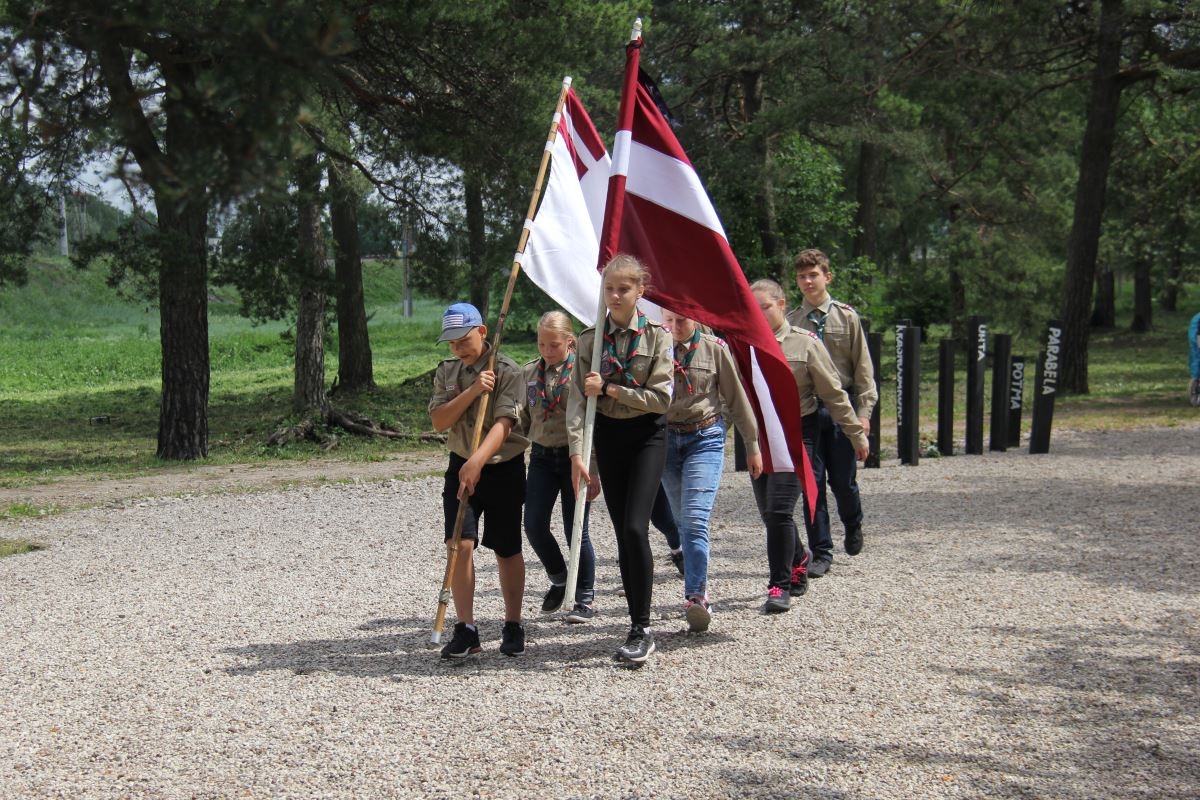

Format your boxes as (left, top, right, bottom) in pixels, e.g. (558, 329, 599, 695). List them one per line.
(594, 412, 667, 629)
(752, 411, 818, 589)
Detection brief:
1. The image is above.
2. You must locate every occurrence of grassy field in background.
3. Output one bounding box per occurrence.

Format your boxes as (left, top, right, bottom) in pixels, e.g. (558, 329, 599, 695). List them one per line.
(1, 256, 1196, 486)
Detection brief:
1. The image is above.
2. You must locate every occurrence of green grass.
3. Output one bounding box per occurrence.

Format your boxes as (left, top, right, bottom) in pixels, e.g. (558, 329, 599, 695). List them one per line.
(0, 255, 1194, 482)
(0, 256, 539, 482)
(0, 539, 42, 558)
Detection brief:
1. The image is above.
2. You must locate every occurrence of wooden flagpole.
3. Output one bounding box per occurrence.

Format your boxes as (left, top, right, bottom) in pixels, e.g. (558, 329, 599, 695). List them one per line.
(431, 76, 575, 645)
(563, 18, 643, 605)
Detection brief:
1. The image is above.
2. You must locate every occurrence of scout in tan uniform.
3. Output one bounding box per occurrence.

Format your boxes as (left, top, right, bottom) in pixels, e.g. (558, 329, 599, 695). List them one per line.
(567, 255, 673, 664)
(750, 280, 867, 613)
(660, 310, 763, 633)
(429, 302, 530, 659)
(787, 248, 878, 573)
(518, 311, 600, 623)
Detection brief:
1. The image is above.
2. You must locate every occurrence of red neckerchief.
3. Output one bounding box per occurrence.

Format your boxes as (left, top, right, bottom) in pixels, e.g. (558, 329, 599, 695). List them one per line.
(673, 327, 702, 395)
(536, 352, 574, 420)
(601, 310, 646, 387)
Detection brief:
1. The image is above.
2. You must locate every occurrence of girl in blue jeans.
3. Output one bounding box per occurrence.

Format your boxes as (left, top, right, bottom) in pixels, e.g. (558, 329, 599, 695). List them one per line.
(660, 311, 763, 632)
(519, 311, 599, 622)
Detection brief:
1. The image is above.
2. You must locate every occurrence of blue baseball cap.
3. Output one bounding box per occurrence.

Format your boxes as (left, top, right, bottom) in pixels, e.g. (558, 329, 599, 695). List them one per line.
(437, 302, 484, 342)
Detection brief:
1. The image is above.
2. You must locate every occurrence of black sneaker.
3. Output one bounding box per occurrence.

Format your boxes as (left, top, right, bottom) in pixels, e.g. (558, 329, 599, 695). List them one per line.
(789, 551, 810, 597)
(845, 524, 863, 556)
(541, 583, 566, 613)
(440, 622, 481, 659)
(616, 626, 656, 662)
(808, 554, 832, 578)
(564, 603, 595, 624)
(499, 621, 526, 656)
(763, 585, 790, 613)
(669, 550, 685, 578)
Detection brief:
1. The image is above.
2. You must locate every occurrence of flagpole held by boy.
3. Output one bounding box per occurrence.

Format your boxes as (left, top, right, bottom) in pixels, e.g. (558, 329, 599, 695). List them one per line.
(429, 76, 575, 647)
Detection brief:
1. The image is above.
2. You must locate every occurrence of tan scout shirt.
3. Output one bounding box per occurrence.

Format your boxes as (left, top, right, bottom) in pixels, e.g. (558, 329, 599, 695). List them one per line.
(518, 357, 572, 449)
(773, 321, 867, 451)
(667, 332, 760, 456)
(788, 297, 877, 418)
(428, 343, 529, 463)
(566, 313, 673, 458)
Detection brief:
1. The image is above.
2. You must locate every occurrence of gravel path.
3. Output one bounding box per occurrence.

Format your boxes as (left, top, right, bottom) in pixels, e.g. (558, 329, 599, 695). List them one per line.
(2, 424, 1198, 799)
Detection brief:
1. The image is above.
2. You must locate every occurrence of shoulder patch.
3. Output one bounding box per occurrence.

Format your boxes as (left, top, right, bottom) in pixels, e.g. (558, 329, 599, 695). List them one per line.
(800, 328, 821, 340)
(833, 300, 856, 312)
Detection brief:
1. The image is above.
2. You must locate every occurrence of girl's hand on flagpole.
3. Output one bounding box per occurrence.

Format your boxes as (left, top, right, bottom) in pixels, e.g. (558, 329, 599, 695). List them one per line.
(475, 370, 496, 395)
(583, 371, 605, 397)
(586, 470, 602, 502)
(571, 454, 593, 499)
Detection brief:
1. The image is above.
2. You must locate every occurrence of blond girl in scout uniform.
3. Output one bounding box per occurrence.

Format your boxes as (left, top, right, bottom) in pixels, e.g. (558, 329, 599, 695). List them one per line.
(568, 255, 673, 664)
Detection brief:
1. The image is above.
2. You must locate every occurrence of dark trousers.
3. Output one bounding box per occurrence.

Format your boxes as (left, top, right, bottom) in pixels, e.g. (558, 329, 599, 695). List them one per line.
(594, 412, 667, 629)
(524, 443, 595, 604)
(752, 411, 818, 589)
(651, 483, 680, 550)
(809, 406, 864, 556)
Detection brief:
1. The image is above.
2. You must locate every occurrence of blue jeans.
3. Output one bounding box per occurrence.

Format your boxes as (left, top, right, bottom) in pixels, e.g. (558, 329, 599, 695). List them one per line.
(662, 418, 726, 600)
(809, 407, 863, 558)
(524, 443, 594, 604)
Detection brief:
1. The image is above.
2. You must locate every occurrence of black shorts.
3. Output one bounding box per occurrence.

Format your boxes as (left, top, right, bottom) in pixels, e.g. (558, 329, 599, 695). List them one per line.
(442, 453, 526, 558)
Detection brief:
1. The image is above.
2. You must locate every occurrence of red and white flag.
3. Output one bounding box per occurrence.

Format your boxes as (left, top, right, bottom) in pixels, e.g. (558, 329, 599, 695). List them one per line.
(598, 34, 817, 504)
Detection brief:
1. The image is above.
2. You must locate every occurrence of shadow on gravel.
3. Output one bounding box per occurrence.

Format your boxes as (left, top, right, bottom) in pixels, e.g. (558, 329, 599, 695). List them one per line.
(220, 616, 737, 679)
(929, 613, 1200, 799)
(875, 470, 1198, 595)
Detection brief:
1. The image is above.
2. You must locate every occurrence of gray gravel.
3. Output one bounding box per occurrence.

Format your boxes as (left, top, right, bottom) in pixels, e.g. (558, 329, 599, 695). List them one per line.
(2, 424, 1199, 799)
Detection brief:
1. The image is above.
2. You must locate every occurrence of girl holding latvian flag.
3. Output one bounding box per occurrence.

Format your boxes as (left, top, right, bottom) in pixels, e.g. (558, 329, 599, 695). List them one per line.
(659, 311, 763, 634)
(519, 311, 600, 623)
(568, 255, 673, 664)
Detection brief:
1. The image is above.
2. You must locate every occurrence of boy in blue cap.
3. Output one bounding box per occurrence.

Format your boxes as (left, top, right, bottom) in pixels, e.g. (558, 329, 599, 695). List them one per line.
(430, 302, 530, 658)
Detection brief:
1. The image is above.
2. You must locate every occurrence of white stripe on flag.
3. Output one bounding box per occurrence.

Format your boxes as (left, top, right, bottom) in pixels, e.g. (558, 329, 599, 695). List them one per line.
(750, 347, 795, 471)
(612, 130, 632, 177)
(626, 141, 727, 238)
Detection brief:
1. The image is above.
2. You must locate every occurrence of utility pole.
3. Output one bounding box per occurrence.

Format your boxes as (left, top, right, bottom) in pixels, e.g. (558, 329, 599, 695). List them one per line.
(402, 218, 413, 318)
(59, 192, 69, 257)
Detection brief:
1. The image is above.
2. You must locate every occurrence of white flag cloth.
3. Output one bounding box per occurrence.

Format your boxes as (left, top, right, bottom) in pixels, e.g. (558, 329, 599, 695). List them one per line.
(522, 90, 609, 326)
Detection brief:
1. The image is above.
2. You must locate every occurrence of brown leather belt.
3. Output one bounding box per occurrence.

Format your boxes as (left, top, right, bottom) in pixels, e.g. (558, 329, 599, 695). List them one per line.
(668, 414, 720, 434)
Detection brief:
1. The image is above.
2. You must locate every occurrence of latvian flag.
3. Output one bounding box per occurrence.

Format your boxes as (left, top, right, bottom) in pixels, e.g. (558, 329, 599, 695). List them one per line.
(598, 33, 816, 500)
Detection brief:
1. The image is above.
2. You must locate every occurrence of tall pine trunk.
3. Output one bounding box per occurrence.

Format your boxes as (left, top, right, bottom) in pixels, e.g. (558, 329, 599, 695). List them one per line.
(852, 141, 880, 263)
(1091, 266, 1116, 328)
(154, 196, 210, 460)
(1161, 212, 1185, 312)
(154, 94, 210, 460)
(740, 69, 781, 280)
(1130, 254, 1152, 332)
(293, 151, 328, 414)
(328, 159, 374, 393)
(1059, 0, 1125, 394)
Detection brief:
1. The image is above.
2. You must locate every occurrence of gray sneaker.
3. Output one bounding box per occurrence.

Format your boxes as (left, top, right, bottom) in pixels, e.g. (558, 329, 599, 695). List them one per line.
(564, 603, 595, 624)
(616, 626, 656, 662)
